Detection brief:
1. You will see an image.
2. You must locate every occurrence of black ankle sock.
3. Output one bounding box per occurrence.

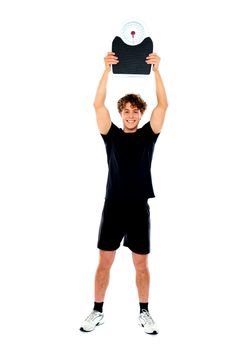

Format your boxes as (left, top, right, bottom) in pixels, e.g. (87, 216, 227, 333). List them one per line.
(139, 302, 149, 313)
(93, 302, 104, 313)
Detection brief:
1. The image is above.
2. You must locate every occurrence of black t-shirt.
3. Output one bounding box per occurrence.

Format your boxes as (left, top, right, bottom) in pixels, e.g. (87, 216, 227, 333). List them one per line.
(101, 122, 159, 200)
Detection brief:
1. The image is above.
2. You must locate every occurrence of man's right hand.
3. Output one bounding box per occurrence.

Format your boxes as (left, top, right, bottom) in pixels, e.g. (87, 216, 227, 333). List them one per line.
(104, 52, 119, 71)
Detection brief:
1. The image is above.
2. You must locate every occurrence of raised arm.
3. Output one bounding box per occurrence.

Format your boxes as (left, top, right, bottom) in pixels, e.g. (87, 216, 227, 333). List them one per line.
(94, 52, 119, 135)
(146, 53, 168, 134)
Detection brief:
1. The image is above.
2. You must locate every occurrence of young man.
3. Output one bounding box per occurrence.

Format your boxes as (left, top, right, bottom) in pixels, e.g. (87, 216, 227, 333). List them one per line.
(80, 52, 168, 334)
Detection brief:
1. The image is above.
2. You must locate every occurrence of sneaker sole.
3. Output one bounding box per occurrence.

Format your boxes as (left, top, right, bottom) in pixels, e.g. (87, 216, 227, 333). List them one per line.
(80, 319, 104, 332)
(138, 321, 159, 335)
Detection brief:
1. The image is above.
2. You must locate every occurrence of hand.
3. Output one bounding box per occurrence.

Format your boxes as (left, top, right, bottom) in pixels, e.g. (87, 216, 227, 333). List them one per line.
(146, 53, 161, 71)
(104, 52, 119, 71)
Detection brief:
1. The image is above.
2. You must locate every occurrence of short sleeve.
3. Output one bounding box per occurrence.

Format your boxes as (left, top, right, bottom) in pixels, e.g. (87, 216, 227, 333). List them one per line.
(141, 122, 160, 143)
(100, 123, 120, 144)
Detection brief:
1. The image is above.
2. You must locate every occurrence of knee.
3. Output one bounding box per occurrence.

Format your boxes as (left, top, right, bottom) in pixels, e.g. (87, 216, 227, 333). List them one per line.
(133, 257, 148, 273)
(98, 251, 115, 270)
(98, 259, 113, 271)
(134, 262, 148, 273)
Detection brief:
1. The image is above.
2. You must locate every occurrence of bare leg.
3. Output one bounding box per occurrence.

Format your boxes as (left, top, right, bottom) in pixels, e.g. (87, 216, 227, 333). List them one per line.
(94, 250, 116, 302)
(132, 252, 150, 302)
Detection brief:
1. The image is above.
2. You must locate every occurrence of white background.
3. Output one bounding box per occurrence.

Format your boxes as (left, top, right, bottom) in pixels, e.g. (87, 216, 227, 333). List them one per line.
(1, 0, 238, 349)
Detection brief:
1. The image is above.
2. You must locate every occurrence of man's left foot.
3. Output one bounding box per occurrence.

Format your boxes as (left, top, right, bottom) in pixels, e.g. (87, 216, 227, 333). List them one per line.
(138, 309, 159, 335)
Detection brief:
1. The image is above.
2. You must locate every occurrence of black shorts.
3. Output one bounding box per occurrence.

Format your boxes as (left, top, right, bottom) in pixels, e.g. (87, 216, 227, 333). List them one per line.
(97, 199, 151, 255)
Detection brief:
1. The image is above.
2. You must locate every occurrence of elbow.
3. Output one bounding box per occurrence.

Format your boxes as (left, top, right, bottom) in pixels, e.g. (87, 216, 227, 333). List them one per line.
(163, 99, 169, 110)
(93, 100, 103, 110)
(93, 101, 98, 109)
(159, 101, 168, 112)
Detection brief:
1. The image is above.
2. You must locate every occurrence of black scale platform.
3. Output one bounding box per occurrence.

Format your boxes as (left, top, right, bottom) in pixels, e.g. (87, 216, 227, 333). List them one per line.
(112, 36, 153, 75)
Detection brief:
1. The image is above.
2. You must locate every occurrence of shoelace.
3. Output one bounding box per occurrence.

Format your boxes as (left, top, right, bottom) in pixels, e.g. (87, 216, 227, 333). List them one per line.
(85, 311, 101, 322)
(140, 310, 155, 325)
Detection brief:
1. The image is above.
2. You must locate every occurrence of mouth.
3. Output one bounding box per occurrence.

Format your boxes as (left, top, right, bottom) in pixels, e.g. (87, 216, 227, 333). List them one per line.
(126, 119, 136, 124)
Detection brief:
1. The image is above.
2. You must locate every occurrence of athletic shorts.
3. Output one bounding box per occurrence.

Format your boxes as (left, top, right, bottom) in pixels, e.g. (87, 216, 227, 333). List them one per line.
(97, 199, 151, 255)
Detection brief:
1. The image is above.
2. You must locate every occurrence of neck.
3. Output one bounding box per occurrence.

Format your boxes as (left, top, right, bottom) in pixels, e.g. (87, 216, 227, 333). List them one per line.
(123, 126, 138, 133)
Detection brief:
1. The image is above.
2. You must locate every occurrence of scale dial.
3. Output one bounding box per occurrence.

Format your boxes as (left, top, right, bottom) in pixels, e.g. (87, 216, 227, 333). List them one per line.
(120, 20, 146, 46)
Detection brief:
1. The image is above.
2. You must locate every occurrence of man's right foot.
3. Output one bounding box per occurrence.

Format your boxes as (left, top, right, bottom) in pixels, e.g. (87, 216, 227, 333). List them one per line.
(80, 310, 104, 332)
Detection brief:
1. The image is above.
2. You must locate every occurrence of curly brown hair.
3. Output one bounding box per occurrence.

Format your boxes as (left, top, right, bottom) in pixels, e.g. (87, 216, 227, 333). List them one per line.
(117, 94, 147, 114)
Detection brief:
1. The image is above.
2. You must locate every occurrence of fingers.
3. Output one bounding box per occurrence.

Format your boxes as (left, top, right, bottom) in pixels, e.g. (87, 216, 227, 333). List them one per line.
(145, 53, 161, 71)
(104, 52, 160, 71)
(145, 53, 160, 63)
(104, 52, 119, 69)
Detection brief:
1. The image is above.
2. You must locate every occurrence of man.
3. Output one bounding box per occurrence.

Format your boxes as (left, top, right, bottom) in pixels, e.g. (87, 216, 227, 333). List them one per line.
(80, 52, 168, 334)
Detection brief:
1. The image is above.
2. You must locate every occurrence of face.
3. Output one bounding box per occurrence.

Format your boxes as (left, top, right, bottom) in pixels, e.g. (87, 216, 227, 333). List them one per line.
(120, 103, 142, 133)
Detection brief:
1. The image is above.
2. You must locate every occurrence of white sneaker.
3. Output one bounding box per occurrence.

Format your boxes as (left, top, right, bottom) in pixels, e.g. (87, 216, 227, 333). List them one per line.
(138, 309, 159, 335)
(80, 310, 104, 332)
